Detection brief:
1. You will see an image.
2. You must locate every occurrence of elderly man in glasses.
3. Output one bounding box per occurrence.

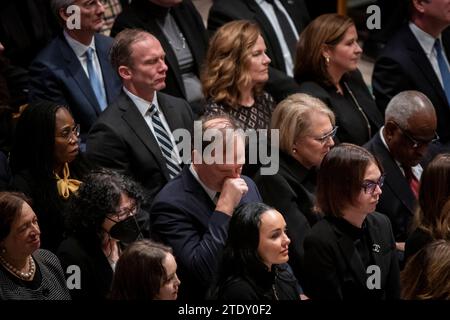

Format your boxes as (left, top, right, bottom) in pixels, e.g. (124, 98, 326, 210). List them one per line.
(364, 90, 438, 259)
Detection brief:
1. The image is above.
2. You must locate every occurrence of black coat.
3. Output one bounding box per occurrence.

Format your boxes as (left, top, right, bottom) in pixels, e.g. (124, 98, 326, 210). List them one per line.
(303, 213, 400, 300)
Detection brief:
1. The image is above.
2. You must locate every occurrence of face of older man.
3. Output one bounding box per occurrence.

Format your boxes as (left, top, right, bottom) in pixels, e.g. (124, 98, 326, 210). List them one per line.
(385, 110, 437, 167)
(67, 0, 105, 32)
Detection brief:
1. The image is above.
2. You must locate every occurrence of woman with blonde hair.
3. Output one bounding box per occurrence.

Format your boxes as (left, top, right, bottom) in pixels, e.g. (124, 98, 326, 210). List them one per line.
(202, 20, 275, 131)
(254, 93, 335, 283)
(294, 14, 383, 145)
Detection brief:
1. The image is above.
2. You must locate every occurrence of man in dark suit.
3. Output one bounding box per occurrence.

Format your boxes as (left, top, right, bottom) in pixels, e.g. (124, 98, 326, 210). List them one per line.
(364, 91, 438, 250)
(372, 0, 450, 147)
(207, 0, 310, 102)
(87, 29, 194, 205)
(29, 0, 122, 139)
(151, 115, 262, 300)
(111, 0, 208, 117)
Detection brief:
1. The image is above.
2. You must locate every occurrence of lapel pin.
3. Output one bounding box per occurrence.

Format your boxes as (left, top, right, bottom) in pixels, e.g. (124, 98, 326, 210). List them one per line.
(372, 244, 381, 253)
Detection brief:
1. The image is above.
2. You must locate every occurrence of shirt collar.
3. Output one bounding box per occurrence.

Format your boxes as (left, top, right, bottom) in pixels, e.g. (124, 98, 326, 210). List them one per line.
(409, 22, 442, 57)
(123, 87, 159, 117)
(64, 30, 96, 58)
(189, 164, 217, 202)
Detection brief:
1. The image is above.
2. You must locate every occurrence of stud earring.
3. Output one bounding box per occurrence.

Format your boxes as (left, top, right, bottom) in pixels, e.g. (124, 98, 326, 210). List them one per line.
(292, 148, 297, 154)
(325, 56, 330, 65)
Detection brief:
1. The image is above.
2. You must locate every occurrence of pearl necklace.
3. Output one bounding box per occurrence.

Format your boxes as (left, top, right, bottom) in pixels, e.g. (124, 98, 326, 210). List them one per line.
(0, 254, 35, 281)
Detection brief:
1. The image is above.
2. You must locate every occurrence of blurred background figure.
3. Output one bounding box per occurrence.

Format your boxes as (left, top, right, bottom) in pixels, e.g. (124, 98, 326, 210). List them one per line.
(405, 154, 450, 262)
(58, 169, 147, 300)
(209, 202, 300, 300)
(303, 143, 400, 300)
(202, 20, 275, 131)
(401, 240, 450, 300)
(254, 93, 335, 283)
(0, 192, 70, 300)
(110, 239, 180, 300)
(10, 101, 90, 252)
(295, 13, 382, 146)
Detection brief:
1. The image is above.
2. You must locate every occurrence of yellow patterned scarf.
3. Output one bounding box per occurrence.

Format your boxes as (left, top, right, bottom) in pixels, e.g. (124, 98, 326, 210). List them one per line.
(55, 163, 82, 199)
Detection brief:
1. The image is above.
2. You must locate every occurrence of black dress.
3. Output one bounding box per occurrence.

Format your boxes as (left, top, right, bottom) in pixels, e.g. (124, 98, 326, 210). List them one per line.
(217, 263, 300, 300)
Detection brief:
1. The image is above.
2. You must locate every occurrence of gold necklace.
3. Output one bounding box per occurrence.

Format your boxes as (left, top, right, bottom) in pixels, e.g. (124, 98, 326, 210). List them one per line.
(0, 254, 35, 281)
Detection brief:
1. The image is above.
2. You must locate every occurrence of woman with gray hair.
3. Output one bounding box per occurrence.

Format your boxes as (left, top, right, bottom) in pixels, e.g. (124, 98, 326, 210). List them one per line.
(254, 93, 336, 284)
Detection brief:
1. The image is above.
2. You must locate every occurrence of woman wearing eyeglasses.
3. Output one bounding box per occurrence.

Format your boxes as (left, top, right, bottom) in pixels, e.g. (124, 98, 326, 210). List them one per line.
(10, 101, 91, 252)
(302, 143, 400, 300)
(57, 169, 146, 300)
(294, 14, 383, 146)
(254, 93, 335, 285)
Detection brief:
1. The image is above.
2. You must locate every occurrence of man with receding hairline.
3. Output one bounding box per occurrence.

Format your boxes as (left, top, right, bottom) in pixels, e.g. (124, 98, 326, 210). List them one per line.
(364, 90, 438, 252)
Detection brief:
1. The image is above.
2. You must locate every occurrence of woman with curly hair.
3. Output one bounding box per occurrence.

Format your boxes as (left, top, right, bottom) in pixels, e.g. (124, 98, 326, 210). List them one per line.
(10, 100, 90, 251)
(57, 169, 147, 300)
(201, 20, 275, 131)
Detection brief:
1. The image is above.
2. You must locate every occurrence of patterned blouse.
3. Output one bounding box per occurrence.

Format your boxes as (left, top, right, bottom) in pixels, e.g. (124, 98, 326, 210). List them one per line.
(204, 92, 276, 131)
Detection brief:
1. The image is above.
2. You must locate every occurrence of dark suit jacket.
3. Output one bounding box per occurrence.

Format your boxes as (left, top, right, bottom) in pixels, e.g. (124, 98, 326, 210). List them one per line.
(303, 213, 400, 300)
(57, 236, 113, 300)
(373, 24, 450, 144)
(111, 0, 208, 116)
(29, 33, 122, 136)
(253, 151, 320, 283)
(86, 91, 194, 204)
(150, 166, 262, 300)
(364, 132, 416, 241)
(298, 69, 383, 146)
(207, 0, 310, 102)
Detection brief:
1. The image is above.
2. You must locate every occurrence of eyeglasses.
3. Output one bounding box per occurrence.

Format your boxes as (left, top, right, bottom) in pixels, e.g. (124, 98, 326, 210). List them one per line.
(312, 126, 338, 144)
(392, 121, 439, 149)
(108, 202, 138, 221)
(56, 124, 80, 142)
(361, 174, 385, 195)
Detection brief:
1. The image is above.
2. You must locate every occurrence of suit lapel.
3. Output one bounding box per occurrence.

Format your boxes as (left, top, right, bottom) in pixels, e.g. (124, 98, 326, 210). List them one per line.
(366, 216, 389, 284)
(119, 92, 170, 180)
(59, 35, 102, 114)
(372, 133, 415, 213)
(182, 166, 216, 210)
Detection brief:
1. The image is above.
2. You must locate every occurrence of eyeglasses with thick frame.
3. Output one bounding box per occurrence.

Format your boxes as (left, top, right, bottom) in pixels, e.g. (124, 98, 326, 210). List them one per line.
(361, 174, 385, 195)
(312, 126, 338, 144)
(55, 124, 80, 143)
(391, 121, 439, 149)
(107, 202, 139, 222)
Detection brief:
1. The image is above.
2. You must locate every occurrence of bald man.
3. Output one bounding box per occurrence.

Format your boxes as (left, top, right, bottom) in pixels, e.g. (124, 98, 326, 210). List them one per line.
(364, 91, 438, 248)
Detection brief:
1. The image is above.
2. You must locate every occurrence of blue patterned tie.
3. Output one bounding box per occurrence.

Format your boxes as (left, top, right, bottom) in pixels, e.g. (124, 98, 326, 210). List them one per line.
(149, 104, 182, 179)
(434, 39, 450, 106)
(86, 48, 107, 110)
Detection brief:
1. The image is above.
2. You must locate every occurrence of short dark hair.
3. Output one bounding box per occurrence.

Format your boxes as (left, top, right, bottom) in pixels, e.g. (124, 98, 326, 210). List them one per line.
(110, 29, 153, 75)
(0, 192, 32, 242)
(316, 143, 382, 217)
(64, 169, 145, 242)
(110, 239, 173, 300)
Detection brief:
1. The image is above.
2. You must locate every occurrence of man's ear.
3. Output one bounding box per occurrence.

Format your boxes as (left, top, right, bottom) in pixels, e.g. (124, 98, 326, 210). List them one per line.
(59, 7, 70, 23)
(118, 65, 131, 80)
(384, 120, 397, 141)
(412, 0, 426, 14)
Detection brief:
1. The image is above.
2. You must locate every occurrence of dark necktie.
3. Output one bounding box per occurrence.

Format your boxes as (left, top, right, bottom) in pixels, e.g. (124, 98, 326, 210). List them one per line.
(403, 165, 419, 199)
(434, 39, 450, 106)
(148, 104, 181, 179)
(265, 0, 297, 59)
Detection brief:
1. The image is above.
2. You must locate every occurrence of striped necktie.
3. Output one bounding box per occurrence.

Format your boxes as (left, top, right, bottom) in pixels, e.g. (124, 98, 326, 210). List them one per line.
(148, 104, 182, 179)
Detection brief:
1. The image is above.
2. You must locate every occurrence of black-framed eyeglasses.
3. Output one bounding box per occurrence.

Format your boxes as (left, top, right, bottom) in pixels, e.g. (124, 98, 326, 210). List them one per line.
(392, 121, 439, 149)
(107, 202, 139, 221)
(361, 174, 385, 195)
(56, 124, 80, 142)
(312, 126, 338, 144)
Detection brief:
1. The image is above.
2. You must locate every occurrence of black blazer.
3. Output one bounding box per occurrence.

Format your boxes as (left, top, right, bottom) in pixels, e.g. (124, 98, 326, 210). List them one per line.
(86, 91, 194, 205)
(298, 69, 383, 146)
(373, 24, 450, 144)
(111, 0, 208, 116)
(150, 166, 262, 300)
(364, 132, 416, 241)
(57, 236, 113, 300)
(207, 0, 310, 102)
(29, 33, 122, 136)
(303, 213, 400, 300)
(253, 151, 320, 283)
